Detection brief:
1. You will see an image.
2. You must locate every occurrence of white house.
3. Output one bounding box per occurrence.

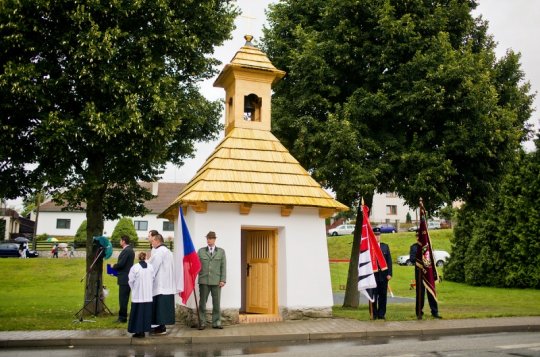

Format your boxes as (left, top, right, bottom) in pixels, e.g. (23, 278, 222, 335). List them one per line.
(159, 36, 348, 325)
(36, 182, 185, 240)
(370, 192, 418, 225)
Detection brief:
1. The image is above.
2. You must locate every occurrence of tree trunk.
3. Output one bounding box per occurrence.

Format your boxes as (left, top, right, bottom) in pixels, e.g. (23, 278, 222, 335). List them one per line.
(342, 192, 374, 308)
(82, 158, 106, 316)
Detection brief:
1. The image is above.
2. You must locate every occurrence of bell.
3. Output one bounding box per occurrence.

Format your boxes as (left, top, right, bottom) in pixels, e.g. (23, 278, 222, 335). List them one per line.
(244, 95, 256, 113)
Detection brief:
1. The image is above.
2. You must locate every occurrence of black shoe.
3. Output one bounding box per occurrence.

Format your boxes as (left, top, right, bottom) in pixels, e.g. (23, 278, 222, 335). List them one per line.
(116, 318, 127, 323)
(212, 325, 223, 329)
(378, 316, 386, 320)
(132, 333, 145, 338)
(151, 326, 167, 335)
(198, 325, 206, 330)
(432, 314, 442, 319)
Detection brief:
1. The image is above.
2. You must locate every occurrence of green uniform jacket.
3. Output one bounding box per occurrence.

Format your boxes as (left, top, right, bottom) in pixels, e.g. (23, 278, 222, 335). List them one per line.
(197, 246, 226, 286)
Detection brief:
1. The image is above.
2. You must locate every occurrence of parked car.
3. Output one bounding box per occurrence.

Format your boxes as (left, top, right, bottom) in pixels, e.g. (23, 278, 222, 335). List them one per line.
(408, 225, 419, 232)
(327, 224, 355, 236)
(397, 250, 450, 267)
(0, 243, 39, 258)
(373, 224, 397, 234)
(428, 220, 441, 230)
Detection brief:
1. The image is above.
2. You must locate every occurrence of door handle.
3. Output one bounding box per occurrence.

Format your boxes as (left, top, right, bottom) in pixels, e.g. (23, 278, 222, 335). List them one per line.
(246, 263, 252, 277)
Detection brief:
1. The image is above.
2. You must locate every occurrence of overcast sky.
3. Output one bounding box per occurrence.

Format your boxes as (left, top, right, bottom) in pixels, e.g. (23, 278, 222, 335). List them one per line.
(5, 0, 539, 209)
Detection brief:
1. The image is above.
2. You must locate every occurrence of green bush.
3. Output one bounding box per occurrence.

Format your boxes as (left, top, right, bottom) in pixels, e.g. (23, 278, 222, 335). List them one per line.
(36, 233, 49, 241)
(74, 220, 87, 247)
(111, 217, 138, 248)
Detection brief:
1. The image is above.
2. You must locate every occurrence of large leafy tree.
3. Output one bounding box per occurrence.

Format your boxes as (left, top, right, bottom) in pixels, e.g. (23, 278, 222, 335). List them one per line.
(1, 0, 237, 314)
(263, 0, 534, 306)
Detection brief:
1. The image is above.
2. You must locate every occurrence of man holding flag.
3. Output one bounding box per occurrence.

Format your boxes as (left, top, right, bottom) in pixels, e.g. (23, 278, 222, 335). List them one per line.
(357, 204, 388, 318)
(414, 202, 442, 319)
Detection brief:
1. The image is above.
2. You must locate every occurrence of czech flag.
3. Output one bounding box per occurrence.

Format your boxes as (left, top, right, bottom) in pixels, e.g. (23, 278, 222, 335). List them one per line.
(178, 207, 201, 304)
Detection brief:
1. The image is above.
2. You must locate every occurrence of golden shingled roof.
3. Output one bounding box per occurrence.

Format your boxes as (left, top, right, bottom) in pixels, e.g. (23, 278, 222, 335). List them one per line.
(214, 35, 285, 87)
(160, 127, 348, 219)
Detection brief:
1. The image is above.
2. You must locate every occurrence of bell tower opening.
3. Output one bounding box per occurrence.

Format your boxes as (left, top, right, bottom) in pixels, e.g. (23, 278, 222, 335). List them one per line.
(243, 94, 262, 122)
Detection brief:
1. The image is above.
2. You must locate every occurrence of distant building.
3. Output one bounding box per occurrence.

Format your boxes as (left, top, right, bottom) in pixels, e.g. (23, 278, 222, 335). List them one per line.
(370, 192, 417, 225)
(1, 207, 34, 241)
(35, 182, 185, 239)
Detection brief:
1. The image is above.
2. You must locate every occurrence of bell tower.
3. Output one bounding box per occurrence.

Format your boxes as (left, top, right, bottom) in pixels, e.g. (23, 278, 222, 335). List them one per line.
(214, 35, 286, 135)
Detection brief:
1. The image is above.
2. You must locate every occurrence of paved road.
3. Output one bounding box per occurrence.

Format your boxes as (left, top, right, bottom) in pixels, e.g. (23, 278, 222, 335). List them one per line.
(1, 331, 539, 356)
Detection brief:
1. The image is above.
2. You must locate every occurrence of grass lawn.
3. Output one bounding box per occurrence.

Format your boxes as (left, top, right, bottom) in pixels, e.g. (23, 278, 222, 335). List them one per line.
(329, 230, 540, 320)
(0, 257, 121, 331)
(0, 230, 539, 330)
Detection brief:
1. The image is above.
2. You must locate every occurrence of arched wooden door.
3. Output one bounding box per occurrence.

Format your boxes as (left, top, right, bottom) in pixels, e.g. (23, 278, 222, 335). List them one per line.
(245, 230, 276, 314)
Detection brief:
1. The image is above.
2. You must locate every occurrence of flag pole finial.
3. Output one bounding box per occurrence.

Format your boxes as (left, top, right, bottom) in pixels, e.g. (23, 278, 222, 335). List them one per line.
(419, 198, 426, 219)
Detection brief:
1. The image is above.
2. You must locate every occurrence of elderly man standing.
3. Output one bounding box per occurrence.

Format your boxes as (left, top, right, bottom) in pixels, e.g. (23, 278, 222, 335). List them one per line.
(148, 232, 176, 335)
(197, 231, 227, 330)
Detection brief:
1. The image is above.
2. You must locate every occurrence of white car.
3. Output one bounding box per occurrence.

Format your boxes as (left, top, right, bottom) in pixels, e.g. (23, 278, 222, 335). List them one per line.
(397, 250, 450, 267)
(327, 224, 355, 236)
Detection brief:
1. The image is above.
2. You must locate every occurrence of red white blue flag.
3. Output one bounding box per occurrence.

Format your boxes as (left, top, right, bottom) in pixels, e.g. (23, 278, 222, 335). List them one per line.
(178, 207, 201, 304)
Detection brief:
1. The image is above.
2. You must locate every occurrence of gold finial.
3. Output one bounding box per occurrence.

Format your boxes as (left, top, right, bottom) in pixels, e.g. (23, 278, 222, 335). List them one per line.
(244, 35, 254, 46)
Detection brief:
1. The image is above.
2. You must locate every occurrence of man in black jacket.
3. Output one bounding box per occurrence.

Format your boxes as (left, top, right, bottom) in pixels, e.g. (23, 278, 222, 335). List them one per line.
(113, 235, 135, 323)
(410, 242, 441, 319)
(372, 232, 392, 320)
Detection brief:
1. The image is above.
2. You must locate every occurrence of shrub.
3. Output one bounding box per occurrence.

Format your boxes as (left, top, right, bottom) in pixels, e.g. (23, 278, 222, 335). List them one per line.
(111, 218, 138, 248)
(74, 220, 87, 247)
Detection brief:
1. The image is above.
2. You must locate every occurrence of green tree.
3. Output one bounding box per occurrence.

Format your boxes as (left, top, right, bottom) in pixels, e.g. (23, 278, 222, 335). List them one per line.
(263, 0, 534, 306)
(1, 0, 237, 314)
(110, 217, 138, 248)
(446, 137, 540, 288)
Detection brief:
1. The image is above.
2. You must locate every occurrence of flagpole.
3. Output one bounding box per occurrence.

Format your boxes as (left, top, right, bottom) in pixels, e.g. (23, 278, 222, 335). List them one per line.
(191, 271, 201, 329)
(417, 198, 426, 320)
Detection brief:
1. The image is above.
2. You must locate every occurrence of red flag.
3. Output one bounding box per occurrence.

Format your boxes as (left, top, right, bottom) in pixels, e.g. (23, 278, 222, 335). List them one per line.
(178, 207, 201, 304)
(358, 205, 388, 302)
(416, 216, 438, 301)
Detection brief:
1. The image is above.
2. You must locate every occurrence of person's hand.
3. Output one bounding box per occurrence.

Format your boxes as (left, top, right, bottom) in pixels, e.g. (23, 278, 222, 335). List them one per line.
(219, 281, 225, 287)
(387, 275, 392, 281)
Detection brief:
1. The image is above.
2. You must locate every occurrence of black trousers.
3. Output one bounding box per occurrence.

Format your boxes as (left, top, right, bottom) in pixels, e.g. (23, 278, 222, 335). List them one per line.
(415, 269, 438, 316)
(118, 284, 131, 320)
(372, 273, 388, 318)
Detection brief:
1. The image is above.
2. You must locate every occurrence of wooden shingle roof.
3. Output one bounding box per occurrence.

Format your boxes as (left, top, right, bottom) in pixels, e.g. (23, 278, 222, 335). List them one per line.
(39, 182, 185, 214)
(160, 128, 348, 219)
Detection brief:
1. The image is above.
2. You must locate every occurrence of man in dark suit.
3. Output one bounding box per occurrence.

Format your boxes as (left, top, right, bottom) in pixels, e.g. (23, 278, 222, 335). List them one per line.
(372, 231, 392, 320)
(410, 242, 441, 318)
(197, 231, 227, 330)
(113, 235, 135, 323)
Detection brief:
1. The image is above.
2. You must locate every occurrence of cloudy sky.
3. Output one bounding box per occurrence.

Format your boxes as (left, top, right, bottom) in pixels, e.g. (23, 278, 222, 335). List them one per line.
(5, 0, 539, 209)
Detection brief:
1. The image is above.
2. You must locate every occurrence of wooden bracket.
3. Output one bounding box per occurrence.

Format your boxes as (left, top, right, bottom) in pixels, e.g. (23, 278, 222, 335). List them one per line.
(190, 201, 207, 213)
(281, 205, 293, 217)
(319, 208, 335, 218)
(239, 203, 252, 215)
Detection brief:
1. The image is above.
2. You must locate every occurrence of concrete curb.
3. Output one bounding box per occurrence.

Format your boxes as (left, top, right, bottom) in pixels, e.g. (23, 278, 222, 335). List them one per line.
(1, 317, 539, 348)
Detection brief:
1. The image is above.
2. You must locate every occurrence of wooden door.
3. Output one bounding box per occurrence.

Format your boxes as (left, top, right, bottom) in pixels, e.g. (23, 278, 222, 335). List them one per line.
(245, 230, 275, 314)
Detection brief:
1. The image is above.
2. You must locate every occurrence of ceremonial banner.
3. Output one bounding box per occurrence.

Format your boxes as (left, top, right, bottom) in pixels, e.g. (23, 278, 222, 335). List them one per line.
(358, 205, 388, 302)
(416, 216, 438, 301)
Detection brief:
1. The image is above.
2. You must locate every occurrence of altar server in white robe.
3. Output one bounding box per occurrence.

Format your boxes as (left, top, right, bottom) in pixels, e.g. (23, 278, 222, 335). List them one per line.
(128, 251, 154, 338)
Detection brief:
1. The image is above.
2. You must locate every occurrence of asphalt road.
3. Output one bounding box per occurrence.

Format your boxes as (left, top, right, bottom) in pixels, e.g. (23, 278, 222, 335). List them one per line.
(2, 331, 539, 357)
